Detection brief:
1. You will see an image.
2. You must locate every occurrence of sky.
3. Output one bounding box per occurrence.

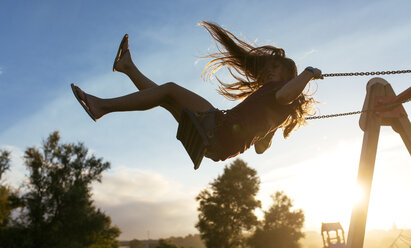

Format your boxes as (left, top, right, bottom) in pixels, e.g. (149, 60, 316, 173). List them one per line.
(1, 0, 410, 241)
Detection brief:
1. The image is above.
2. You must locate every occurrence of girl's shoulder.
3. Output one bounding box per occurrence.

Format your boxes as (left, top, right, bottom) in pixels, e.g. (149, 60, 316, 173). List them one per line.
(255, 80, 288, 94)
(264, 80, 288, 88)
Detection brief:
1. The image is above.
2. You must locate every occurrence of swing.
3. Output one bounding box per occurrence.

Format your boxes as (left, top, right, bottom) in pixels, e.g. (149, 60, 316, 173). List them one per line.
(176, 69, 411, 170)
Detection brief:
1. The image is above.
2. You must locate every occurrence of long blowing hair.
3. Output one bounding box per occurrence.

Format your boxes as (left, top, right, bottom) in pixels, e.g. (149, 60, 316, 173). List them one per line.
(200, 21, 316, 137)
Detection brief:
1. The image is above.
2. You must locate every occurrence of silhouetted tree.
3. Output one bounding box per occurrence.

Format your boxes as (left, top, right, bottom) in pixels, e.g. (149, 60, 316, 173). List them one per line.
(129, 239, 144, 248)
(0, 150, 24, 246)
(0, 150, 10, 177)
(0, 150, 13, 227)
(167, 234, 206, 248)
(156, 239, 179, 248)
(0, 132, 120, 248)
(196, 159, 261, 248)
(248, 191, 304, 248)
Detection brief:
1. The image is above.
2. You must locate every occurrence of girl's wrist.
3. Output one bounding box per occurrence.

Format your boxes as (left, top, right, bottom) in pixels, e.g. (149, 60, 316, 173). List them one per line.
(305, 66, 316, 77)
(305, 66, 322, 79)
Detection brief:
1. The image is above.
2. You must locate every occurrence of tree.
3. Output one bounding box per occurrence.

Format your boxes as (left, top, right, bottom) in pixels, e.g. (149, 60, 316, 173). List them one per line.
(0, 131, 120, 248)
(167, 234, 206, 248)
(129, 239, 144, 248)
(0, 150, 21, 230)
(0, 150, 12, 227)
(0, 150, 11, 178)
(248, 191, 305, 248)
(156, 239, 179, 248)
(196, 159, 261, 248)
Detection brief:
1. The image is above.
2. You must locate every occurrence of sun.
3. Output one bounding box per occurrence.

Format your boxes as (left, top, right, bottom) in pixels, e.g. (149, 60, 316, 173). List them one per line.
(259, 135, 411, 233)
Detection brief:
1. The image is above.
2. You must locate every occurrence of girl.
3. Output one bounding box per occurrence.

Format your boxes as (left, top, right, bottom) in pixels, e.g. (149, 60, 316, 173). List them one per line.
(71, 21, 322, 162)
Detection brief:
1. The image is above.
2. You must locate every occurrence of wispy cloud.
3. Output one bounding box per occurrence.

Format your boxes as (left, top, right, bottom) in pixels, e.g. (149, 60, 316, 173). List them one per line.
(297, 49, 318, 63)
(0, 67, 3, 75)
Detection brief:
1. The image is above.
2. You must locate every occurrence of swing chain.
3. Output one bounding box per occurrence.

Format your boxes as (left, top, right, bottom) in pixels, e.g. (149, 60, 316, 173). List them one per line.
(306, 110, 363, 120)
(322, 69, 411, 78)
(306, 97, 411, 120)
(308, 69, 411, 119)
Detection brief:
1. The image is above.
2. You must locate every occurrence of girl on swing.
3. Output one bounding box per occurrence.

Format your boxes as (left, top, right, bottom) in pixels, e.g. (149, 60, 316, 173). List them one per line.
(72, 21, 322, 162)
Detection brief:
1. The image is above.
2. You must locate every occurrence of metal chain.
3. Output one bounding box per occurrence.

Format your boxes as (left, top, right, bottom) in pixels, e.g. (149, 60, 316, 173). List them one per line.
(306, 97, 411, 120)
(306, 110, 363, 120)
(322, 69, 411, 78)
(308, 69, 411, 119)
(213, 69, 411, 121)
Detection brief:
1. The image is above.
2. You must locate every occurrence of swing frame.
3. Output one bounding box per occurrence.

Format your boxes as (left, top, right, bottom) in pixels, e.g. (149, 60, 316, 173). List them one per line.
(347, 78, 411, 248)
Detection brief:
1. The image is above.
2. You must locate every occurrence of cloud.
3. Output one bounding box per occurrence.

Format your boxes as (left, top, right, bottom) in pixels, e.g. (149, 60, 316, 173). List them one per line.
(0, 67, 3, 75)
(1, 144, 202, 240)
(92, 168, 199, 240)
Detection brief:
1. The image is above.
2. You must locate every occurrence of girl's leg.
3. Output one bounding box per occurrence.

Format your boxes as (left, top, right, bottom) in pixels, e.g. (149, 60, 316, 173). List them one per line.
(116, 51, 158, 90)
(73, 82, 213, 122)
(114, 36, 157, 90)
(113, 37, 182, 118)
(117, 55, 186, 119)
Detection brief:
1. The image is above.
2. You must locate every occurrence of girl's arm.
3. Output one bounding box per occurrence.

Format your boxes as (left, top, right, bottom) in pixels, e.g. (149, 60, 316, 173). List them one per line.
(275, 67, 322, 105)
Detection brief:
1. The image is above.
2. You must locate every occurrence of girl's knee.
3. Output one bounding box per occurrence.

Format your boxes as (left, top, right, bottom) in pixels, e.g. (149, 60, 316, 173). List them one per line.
(162, 82, 180, 90)
(162, 82, 183, 96)
(159, 82, 180, 102)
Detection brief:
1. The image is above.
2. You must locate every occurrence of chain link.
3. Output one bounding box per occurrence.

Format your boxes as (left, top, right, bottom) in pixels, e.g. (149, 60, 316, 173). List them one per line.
(322, 69, 411, 78)
(306, 97, 411, 120)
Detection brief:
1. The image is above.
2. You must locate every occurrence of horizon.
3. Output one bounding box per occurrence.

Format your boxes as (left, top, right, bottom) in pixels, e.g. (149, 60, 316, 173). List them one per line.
(117, 228, 411, 248)
(1, 0, 410, 241)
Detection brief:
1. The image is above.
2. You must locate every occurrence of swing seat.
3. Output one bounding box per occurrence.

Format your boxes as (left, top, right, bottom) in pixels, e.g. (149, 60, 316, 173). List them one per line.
(177, 109, 210, 170)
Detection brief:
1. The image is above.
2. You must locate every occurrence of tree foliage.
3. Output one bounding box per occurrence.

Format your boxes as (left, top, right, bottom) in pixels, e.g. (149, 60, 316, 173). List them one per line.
(0, 149, 14, 228)
(0, 131, 120, 248)
(196, 159, 261, 248)
(166, 234, 205, 248)
(248, 191, 305, 248)
(156, 239, 179, 248)
(0, 150, 11, 178)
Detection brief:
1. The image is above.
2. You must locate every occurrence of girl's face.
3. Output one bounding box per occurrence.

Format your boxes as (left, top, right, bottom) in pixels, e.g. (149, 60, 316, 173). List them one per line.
(273, 62, 287, 80)
(263, 62, 287, 83)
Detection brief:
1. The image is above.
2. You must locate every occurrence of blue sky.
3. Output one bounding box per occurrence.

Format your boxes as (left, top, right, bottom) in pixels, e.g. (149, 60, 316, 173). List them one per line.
(1, 0, 410, 241)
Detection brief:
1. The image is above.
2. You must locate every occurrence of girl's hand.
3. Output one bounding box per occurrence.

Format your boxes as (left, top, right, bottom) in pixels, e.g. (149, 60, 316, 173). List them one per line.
(305, 66, 323, 80)
(276, 66, 322, 105)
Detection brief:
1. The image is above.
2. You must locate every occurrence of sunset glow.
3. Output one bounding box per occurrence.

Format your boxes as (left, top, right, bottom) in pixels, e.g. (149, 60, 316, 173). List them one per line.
(1, 0, 410, 243)
(258, 132, 410, 233)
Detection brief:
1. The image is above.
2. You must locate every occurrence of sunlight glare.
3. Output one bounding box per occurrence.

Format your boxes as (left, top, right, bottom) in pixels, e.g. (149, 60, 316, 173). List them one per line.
(258, 133, 411, 233)
(351, 183, 364, 207)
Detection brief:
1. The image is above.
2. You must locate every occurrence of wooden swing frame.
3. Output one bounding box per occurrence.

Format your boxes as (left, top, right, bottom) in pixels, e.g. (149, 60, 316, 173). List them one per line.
(347, 78, 411, 248)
